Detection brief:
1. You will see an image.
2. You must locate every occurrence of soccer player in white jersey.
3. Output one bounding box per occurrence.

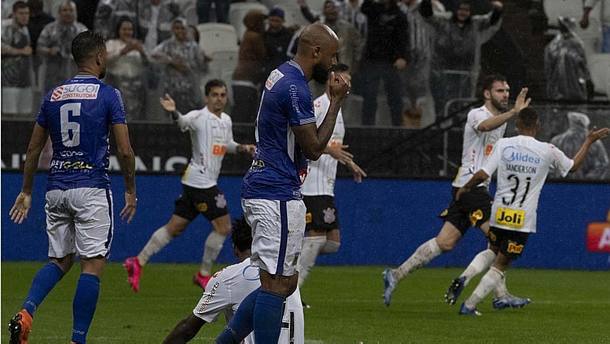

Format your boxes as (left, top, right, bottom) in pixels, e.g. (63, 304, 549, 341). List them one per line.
(457, 108, 609, 315)
(382, 74, 531, 306)
(163, 218, 304, 343)
(124, 79, 256, 292)
(8, 31, 137, 344)
(216, 23, 349, 343)
(297, 63, 367, 302)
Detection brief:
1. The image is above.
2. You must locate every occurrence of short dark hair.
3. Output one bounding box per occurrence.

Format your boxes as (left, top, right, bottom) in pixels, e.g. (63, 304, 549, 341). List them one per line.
(481, 73, 507, 92)
(205, 79, 226, 96)
(27, 0, 43, 13)
(114, 16, 134, 39)
(329, 63, 349, 73)
(13, 1, 28, 12)
(518, 107, 538, 129)
(72, 31, 106, 66)
(231, 217, 252, 253)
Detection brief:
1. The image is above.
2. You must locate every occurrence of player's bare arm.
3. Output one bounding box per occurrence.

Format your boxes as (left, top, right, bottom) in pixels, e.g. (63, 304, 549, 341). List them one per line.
(478, 88, 530, 132)
(570, 127, 610, 172)
(112, 123, 137, 223)
(293, 72, 350, 160)
(9, 123, 49, 224)
(456, 170, 490, 201)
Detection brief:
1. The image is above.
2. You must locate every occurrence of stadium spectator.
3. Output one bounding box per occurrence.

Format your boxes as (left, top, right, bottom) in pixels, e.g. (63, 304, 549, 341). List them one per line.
(152, 17, 205, 114)
(360, 0, 409, 126)
(421, 0, 503, 118)
(545, 17, 592, 101)
(139, 0, 183, 52)
(37, 0, 87, 92)
(231, 10, 267, 124)
(196, 0, 229, 23)
(551, 112, 609, 180)
(581, 0, 610, 53)
(264, 7, 294, 75)
(106, 17, 148, 120)
(26, 0, 54, 53)
(93, 0, 137, 39)
(74, 0, 99, 29)
(2, 1, 34, 117)
(344, 0, 368, 36)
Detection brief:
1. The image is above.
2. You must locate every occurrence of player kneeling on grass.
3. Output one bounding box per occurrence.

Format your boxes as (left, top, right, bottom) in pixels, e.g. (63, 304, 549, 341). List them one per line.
(163, 218, 304, 344)
(456, 108, 609, 316)
(123, 80, 255, 292)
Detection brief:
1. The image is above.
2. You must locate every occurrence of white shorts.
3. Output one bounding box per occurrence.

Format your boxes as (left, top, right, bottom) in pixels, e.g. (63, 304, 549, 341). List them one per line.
(242, 199, 306, 276)
(45, 188, 114, 258)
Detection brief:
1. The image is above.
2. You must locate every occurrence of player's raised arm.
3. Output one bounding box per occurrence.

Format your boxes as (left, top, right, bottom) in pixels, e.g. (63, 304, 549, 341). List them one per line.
(9, 123, 49, 224)
(569, 127, 610, 172)
(112, 123, 137, 223)
(477, 87, 530, 132)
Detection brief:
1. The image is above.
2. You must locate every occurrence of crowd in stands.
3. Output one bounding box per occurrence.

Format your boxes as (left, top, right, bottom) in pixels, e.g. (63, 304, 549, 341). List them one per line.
(1, 0, 609, 126)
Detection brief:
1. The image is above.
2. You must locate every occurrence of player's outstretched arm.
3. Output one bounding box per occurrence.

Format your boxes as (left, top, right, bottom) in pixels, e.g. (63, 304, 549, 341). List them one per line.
(570, 127, 610, 172)
(112, 123, 137, 223)
(9, 123, 49, 224)
(478, 88, 530, 132)
(293, 72, 350, 160)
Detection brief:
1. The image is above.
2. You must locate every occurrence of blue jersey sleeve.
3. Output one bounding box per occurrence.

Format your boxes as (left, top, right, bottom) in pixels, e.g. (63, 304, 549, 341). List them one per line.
(287, 81, 316, 127)
(107, 87, 127, 124)
(35, 93, 51, 128)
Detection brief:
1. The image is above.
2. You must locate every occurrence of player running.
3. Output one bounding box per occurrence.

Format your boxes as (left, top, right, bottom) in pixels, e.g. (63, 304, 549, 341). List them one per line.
(383, 74, 530, 307)
(297, 63, 367, 303)
(457, 108, 609, 315)
(8, 31, 137, 344)
(123, 79, 255, 292)
(163, 218, 304, 343)
(216, 23, 349, 343)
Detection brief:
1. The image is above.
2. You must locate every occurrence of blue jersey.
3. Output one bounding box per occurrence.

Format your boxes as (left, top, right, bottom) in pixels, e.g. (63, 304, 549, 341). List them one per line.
(36, 75, 127, 191)
(241, 61, 317, 200)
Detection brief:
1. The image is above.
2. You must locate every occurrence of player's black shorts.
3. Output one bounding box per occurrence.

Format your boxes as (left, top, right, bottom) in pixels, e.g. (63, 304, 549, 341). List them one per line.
(439, 186, 492, 234)
(304, 195, 339, 231)
(174, 184, 228, 222)
(488, 226, 529, 260)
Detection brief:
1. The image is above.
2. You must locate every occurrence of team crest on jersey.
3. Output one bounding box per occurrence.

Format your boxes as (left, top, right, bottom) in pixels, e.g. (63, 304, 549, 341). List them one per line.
(323, 208, 336, 224)
(215, 194, 227, 209)
(265, 69, 284, 90)
(50, 84, 100, 101)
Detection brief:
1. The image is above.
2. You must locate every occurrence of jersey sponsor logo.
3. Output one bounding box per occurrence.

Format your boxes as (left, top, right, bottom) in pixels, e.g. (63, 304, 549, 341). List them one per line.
(195, 280, 220, 313)
(50, 84, 100, 101)
(495, 207, 525, 229)
(586, 223, 610, 253)
(242, 265, 260, 281)
(485, 144, 494, 156)
(215, 194, 227, 209)
(323, 207, 336, 224)
(49, 159, 94, 171)
(470, 209, 484, 226)
(212, 144, 227, 156)
(265, 69, 284, 90)
(501, 146, 541, 165)
(506, 241, 524, 254)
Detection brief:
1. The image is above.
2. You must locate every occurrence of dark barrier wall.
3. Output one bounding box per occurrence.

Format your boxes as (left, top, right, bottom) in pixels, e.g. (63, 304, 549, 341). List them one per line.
(3, 173, 609, 270)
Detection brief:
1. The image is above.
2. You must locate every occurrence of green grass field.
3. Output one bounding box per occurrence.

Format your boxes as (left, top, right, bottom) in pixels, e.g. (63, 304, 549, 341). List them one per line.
(2, 262, 610, 343)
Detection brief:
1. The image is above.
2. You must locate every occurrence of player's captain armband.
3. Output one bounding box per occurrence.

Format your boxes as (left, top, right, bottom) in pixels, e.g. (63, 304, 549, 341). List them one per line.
(212, 144, 227, 156)
(265, 69, 285, 90)
(495, 208, 525, 229)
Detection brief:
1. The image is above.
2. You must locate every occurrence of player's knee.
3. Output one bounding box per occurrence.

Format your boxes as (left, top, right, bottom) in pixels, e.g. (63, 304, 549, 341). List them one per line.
(215, 223, 231, 236)
(436, 238, 456, 252)
(260, 270, 298, 297)
(50, 254, 74, 273)
(321, 240, 340, 254)
(167, 224, 186, 237)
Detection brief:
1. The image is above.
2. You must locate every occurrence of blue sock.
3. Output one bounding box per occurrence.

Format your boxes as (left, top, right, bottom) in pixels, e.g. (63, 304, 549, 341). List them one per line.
(216, 288, 259, 343)
(253, 290, 286, 344)
(22, 262, 64, 316)
(72, 274, 100, 344)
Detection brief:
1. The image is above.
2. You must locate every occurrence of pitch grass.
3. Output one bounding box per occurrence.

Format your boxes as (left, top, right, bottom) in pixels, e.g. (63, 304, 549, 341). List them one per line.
(2, 263, 610, 343)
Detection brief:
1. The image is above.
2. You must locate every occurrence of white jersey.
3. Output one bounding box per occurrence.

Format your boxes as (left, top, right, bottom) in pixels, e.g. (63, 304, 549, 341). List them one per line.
(193, 258, 304, 344)
(177, 106, 239, 189)
(482, 136, 574, 233)
(453, 105, 507, 188)
(301, 93, 345, 197)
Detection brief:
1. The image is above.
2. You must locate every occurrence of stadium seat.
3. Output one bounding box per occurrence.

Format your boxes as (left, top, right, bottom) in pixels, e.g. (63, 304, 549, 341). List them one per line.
(588, 54, 610, 95)
(197, 23, 239, 56)
(207, 50, 238, 79)
(261, 0, 308, 27)
(229, 2, 269, 42)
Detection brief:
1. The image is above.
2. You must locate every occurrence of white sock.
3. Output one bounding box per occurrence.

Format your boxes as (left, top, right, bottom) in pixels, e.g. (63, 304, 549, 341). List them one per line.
(393, 238, 442, 281)
(464, 266, 504, 309)
(320, 240, 340, 254)
(137, 226, 172, 266)
(200, 231, 227, 276)
(493, 273, 509, 298)
(297, 236, 326, 287)
(460, 249, 496, 286)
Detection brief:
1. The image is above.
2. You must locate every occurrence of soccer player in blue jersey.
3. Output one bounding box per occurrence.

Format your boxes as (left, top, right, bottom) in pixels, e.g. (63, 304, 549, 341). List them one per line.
(8, 31, 136, 344)
(216, 23, 350, 343)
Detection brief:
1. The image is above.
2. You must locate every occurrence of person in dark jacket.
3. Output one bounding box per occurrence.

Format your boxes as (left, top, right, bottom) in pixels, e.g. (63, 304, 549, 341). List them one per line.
(360, 0, 409, 126)
(263, 7, 294, 75)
